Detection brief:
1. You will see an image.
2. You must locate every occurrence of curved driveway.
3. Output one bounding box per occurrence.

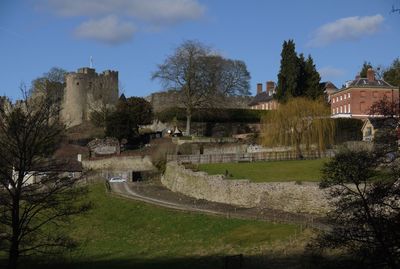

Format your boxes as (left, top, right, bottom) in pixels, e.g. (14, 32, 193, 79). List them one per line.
(110, 182, 329, 230)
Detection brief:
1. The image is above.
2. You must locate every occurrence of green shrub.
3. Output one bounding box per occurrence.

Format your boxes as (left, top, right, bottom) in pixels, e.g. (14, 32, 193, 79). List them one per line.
(155, 107, 269, 123)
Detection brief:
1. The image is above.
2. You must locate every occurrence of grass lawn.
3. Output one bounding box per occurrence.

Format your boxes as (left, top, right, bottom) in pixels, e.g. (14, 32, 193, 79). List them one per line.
(198, 159, 328, 182)
(3, 183, 305, 269)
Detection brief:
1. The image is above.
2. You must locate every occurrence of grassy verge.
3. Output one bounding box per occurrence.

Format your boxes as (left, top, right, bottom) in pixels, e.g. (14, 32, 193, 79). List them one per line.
(198, 159, 328, 182)
(6, 183, 306, 269)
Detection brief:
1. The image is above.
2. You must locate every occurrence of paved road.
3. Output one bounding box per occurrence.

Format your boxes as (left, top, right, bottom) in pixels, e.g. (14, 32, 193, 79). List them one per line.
(110, 182, 329, 230)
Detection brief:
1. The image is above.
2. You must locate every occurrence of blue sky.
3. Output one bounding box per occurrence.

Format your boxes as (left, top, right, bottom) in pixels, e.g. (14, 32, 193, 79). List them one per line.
(1, 0, 399, 101)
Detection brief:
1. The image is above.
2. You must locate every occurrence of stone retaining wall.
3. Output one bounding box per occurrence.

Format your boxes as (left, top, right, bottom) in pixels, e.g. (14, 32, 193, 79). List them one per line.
(82, 156, 155, 171)
(162, 162, 330, 215)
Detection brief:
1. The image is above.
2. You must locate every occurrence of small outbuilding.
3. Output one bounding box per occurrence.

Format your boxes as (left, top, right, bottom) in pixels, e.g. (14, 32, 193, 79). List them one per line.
(362, 117, 399, 141)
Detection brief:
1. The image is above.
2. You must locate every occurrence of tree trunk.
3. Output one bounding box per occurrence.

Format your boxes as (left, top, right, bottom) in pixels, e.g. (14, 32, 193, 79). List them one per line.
(8, 196, 20, 269)
(8, 245, 18, 269)
(295, 143, 303, 159)
(186, 111, 191, 136)
(295, 135, 303, 159)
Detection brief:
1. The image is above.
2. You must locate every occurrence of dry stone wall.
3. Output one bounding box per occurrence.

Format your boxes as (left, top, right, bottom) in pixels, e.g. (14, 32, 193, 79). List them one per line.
(162, 162, 330, 215)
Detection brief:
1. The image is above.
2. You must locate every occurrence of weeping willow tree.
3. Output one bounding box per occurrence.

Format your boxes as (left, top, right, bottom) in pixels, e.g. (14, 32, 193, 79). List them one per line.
(262, 97, 335, 158)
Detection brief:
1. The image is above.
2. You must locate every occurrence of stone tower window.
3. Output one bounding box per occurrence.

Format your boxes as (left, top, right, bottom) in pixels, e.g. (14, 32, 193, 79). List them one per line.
(76, 82, 79, 86)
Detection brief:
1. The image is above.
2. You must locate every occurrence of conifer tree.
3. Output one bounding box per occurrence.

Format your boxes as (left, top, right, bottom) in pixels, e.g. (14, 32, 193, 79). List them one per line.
(304, 55, 322, 99)
(276, 40, 299, 102)
(296, 53, 307, 97)
(276, 41, 321, 101)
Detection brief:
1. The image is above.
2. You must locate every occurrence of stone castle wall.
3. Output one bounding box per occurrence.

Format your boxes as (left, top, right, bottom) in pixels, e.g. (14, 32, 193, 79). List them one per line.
(162, 162, 330, 215)
(61, 68, 119, 127)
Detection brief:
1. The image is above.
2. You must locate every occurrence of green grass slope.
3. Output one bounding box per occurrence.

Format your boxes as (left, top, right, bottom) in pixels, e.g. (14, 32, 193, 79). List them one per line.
(198, 159, 327, 182)
(6, 183, 304, 269)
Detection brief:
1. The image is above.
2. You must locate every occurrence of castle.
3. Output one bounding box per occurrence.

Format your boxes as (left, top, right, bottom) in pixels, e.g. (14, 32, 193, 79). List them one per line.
(61, 67, 119, 127)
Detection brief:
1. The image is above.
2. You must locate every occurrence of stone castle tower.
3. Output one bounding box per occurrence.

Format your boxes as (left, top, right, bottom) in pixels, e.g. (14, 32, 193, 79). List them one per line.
(61, 67, 119, 127)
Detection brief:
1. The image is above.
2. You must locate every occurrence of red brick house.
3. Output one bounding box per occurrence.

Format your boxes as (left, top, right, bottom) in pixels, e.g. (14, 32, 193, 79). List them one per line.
(248, 81, 278, 110)
(331, 69, 399, 119)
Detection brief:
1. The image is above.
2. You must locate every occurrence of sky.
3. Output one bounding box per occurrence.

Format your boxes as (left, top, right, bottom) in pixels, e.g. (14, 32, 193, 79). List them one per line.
(1, 0, 399, 101)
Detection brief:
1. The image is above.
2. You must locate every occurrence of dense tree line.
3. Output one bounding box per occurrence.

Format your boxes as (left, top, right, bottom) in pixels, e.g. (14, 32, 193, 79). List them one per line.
(276, 40, 322, 102)
(155, 107, 269, 124)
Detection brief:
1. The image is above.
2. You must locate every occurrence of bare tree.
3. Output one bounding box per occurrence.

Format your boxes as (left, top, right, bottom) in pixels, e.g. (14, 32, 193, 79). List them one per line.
(152, 40, 250, 135)
(30, 67, 67, 105)
(0, 95, 90, 269)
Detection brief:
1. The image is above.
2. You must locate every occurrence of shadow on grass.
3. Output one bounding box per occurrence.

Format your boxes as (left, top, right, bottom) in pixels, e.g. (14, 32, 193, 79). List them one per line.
(1, 253, 364, 269)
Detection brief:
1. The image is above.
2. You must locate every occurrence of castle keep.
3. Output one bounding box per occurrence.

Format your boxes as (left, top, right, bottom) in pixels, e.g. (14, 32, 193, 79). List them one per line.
(61, 67, 119, 127)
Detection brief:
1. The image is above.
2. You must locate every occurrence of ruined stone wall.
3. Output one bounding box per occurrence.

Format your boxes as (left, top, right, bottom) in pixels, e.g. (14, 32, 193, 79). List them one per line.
(147, 90, 183, 113)
(61, 68, 118, 127)
(162, 162, 330, 215)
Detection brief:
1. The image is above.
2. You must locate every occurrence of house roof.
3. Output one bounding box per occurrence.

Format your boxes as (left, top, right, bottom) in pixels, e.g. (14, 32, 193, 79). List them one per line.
(348, 78, 393, 88)
(363, 117, 399, 130)
(15, 159, 83, 173)
(248, 92, 274, 106)
(332, 78, 396, 95)
(320, 81, 338, 90)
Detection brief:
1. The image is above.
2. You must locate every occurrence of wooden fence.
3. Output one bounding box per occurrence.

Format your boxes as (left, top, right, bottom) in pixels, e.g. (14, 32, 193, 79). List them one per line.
(167, 150, 335, 164)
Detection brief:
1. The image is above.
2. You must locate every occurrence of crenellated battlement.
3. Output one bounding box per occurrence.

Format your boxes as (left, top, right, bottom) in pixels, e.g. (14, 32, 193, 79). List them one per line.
(61, 67, 119, 128)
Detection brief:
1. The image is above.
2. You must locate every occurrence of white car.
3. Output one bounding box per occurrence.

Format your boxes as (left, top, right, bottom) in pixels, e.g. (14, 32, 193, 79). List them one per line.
(108, 177, 127, 183)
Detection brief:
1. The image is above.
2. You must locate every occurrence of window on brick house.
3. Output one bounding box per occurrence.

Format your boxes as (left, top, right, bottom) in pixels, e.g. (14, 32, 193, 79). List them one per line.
(344, 106, 347, 113)
(332, 109, 335, 114)
(360, 102, 366, 112)
(348, 104, 351, 113)
(340, 106, 342, 113)
(340, 96, 342, 101)
(348, 93, 351, 98)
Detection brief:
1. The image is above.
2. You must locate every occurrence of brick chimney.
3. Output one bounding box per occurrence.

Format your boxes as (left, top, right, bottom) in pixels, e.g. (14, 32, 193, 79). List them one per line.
(367, 68, 375, 82)
(257, 83, 262, 94)
(266, 81, 275, 96)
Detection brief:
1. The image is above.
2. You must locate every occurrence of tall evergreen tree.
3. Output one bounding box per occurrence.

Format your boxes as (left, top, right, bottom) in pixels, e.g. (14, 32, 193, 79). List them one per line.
(296, 53, 307, 97)
(276, 41, 321, 101)
(276, 40, 299, 102)
(304, 55, 322, 99)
